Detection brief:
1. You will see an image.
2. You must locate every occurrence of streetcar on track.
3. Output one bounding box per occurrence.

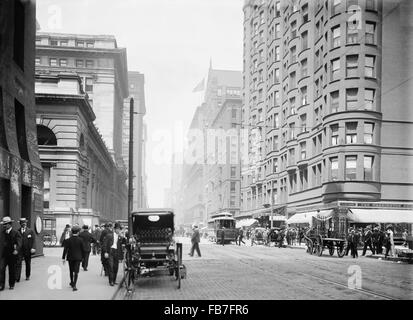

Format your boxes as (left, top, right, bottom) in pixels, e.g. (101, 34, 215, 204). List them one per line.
(122, 208, 186, 292)
(207, 212, 238, 244)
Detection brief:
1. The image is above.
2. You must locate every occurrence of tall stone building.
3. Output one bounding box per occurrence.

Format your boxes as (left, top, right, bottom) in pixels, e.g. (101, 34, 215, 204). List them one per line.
(0, 0, 44, 254)
(180, 66, 242, 226)
(122, 71, 147, 210)
(35, 32, 129, 170)
(242, 0, 413, 228)
(35, 73, 128, 238)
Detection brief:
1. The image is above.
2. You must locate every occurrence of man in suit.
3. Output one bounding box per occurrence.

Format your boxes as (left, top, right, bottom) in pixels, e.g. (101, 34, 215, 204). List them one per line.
(15, 218, 36, 282)
(79, 225, 95, 271)
(100, 223, 112, 276)
(0, 217, 22, 290)
(220, 227, 225, 246)
(362, 226, 375, 256)
(189, 225, 201, 257)
(345, 228, 354, 256)
(92, 225, 101, 255)
(62, 225, 85, 291)
(60, 224, 71, 247)
(351, 229, 361, 258)
(102, 222, 125, 286)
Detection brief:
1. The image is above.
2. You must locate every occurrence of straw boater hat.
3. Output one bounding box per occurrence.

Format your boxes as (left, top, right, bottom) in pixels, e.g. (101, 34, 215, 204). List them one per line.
(0, 217, 14, 225)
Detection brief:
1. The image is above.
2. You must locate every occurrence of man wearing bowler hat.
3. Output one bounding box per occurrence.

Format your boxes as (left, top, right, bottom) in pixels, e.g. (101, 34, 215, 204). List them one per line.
(62, 225, 85, 291)
(0, 217, 22, 290)
(15, 218, 36, 282)
(100, 223, 112, 276)
(79, 225, 95, 271)
(102, 222, 125, 286)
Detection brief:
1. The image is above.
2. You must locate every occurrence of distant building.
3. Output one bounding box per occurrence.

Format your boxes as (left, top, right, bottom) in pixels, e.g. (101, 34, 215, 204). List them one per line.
(180, 66, 242, 226)
(122, 71, 147, 210)
(35, 73, 128, 238)
(0, 0, 44, 254)
(242, 0, 413, 229)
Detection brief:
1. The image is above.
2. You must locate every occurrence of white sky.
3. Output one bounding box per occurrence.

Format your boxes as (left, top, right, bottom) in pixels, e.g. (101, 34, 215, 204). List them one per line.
(36, 0, 244, 207)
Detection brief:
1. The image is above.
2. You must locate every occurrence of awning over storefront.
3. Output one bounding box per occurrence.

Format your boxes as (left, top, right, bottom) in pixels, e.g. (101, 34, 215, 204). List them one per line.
(236, 218, 259, 228)
(286, 210, 333, 225)
(348, 209, 413, 224)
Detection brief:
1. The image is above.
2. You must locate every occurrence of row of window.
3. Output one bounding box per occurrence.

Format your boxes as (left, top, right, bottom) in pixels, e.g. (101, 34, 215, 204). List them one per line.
(242, 154, 374, 206)
(36, 57, 96, 68)
(37, 38, 95, 48)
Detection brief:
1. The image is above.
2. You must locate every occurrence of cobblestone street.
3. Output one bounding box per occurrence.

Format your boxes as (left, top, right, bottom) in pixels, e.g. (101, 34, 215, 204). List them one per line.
(115, 237, 413, 300)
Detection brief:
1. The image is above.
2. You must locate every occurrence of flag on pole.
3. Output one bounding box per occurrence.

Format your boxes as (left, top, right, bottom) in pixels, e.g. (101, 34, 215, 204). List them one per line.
(192, 78, 205, 93)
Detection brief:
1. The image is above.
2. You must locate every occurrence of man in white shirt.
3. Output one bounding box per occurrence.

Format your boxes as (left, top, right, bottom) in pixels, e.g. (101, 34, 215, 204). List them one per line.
(102, 223, 124, 286)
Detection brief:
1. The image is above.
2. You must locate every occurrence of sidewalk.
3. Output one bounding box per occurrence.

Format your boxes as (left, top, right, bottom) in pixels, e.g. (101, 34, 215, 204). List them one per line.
(0, 248, 119, 300)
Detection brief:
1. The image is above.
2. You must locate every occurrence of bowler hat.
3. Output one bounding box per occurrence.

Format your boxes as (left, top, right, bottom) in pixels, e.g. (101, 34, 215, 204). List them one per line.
(82, 225, 89, 230)
(0, 217, 14, 225)
(71, 225, 81, 233)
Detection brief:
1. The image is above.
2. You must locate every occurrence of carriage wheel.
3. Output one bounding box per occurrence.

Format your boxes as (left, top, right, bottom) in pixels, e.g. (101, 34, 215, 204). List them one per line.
(329, 243, 335, 256)
(176, 243, 182, 289)
(337, 242, 346, 258)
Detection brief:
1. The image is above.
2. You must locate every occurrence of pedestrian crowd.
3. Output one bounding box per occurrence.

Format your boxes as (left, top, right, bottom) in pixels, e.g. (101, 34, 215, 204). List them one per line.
(219, 223, 408, 261)
(0, 217, 36, 291)
(61, 222, 128, 291)
(0, 216, 128, 292)
(234, 226, 305, 248)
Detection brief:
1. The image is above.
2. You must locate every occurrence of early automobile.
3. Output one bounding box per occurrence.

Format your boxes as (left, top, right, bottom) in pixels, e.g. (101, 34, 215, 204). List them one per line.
(122, 208, 186, 291)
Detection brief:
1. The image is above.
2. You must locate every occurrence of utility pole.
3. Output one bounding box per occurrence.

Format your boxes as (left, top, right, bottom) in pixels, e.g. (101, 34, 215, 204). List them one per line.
(128, 97, 134, 233)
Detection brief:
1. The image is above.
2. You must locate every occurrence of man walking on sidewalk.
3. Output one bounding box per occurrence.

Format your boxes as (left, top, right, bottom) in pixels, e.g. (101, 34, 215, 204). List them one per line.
(0, 217, 22, 290)
(102, 223, 125, 286)
(79, 225, 95, 271)
(15, 218, 36, 282)
(189, 225, 201, 257)
(100, 223, 112, 276)
(92, 225, 102, 255)
(62, 225, 85, 291)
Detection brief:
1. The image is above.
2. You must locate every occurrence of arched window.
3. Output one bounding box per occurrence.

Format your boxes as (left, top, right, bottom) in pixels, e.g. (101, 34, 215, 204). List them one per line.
(37, 125, 57, 146)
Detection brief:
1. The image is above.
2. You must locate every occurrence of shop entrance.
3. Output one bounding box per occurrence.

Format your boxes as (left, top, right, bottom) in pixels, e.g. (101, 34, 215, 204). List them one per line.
(21, 184, 31, 222)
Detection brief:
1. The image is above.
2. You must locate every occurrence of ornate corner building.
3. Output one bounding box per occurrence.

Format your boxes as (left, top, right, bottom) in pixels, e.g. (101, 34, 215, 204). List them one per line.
(241, 0, 413, 225)
(0, 0, 44, 254)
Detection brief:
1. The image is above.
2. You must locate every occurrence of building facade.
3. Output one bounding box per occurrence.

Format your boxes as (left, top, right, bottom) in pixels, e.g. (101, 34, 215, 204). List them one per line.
(204, 95, 242, 220)
(35, 73, 128, 239)
(122, 71, 148, 210)
(179, 66, 243, 226)
(241, 0, 413, 227)
(0, 0, 44, 255)
(35, 32, 129, 170)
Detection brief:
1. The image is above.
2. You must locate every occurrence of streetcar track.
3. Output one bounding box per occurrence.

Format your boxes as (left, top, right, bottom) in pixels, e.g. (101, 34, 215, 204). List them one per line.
(294, 271, 397, 300)
(293, 256, 412, 294)
(112, 242, 408, 300)
(236, 257, 398, 300)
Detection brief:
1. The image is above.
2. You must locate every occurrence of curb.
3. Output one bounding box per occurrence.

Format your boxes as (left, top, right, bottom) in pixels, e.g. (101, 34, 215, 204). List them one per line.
(365, 255, 413, 264)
